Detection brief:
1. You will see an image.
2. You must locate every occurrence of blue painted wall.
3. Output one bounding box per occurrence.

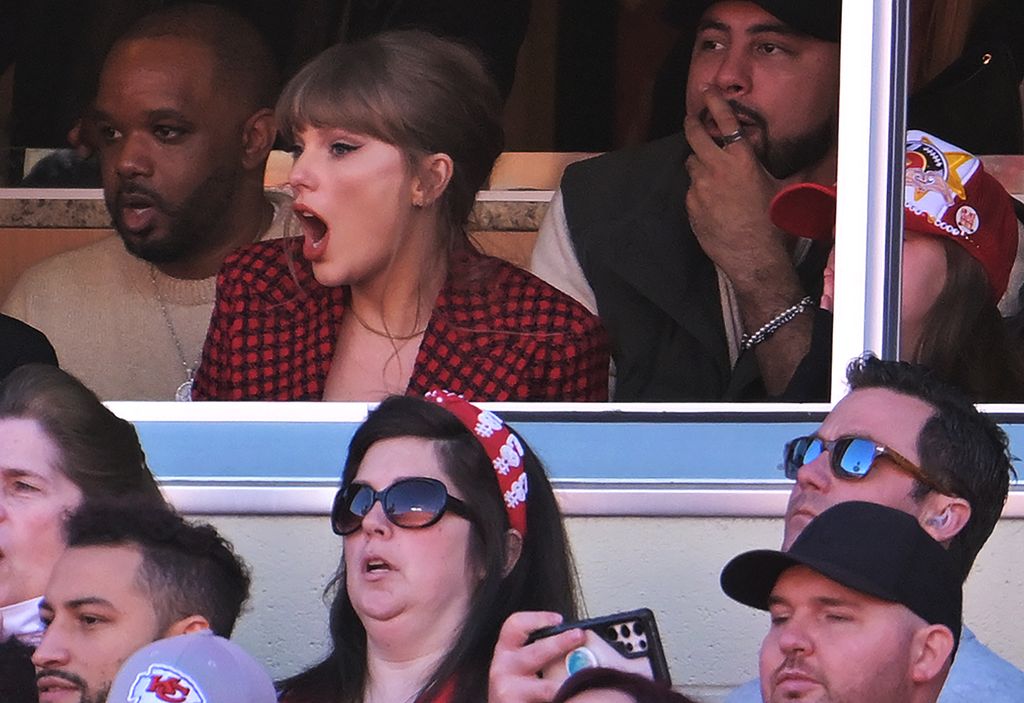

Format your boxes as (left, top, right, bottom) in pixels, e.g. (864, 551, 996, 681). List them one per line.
(133, 409, 1024, 483)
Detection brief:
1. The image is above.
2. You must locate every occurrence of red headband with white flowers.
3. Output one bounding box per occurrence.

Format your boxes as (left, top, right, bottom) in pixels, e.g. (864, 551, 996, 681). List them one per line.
(425, 390, 528, 535)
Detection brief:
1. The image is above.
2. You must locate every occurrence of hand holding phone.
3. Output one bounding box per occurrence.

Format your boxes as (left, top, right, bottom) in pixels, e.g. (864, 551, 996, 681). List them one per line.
(525, 609, 671, 689)
(489, 611, 587, 703)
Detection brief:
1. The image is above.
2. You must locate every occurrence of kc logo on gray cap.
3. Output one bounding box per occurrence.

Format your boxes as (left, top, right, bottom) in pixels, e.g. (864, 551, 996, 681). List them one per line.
(123, 664, 205, 703)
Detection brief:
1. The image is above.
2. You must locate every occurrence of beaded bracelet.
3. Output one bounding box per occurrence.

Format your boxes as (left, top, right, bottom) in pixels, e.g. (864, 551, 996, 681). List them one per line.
(740, 296, 815, 351)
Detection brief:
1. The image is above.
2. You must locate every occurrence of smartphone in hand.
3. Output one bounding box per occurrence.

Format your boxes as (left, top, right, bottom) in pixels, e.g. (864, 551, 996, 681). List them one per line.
(526, 608, 671, 687)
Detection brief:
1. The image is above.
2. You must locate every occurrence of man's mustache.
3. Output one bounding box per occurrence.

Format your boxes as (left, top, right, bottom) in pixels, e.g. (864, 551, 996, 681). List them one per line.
(36, 668, 88, 689)
(771, 654, 822, 683)
(698, 100, 768, 135)
(113, 181, 173, 215)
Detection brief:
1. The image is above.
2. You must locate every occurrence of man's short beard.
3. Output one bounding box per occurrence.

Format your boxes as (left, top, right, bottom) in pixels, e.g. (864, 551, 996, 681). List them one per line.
(757, 115, 838, 180)
(114, 166, 240, 266)
(700, 101, 837, 180)
(35, 669, 109, 703)
(81, 683, 111, 703)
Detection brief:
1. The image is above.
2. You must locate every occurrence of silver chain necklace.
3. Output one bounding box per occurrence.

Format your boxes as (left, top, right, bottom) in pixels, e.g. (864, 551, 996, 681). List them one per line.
(149, 265, 199, 401)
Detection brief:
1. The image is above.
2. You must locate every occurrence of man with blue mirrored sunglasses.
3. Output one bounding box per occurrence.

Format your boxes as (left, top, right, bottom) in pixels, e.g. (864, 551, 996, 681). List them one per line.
(726, 354, 1023, 703)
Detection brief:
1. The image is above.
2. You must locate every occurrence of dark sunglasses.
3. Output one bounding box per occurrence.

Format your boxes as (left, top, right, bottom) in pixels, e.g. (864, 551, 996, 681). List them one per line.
(782, 435, 947, 492)
(331, 477, 472, 536)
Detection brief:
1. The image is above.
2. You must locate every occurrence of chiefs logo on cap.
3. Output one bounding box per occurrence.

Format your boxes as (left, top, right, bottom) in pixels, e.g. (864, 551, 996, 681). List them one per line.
(124, 665, 206, 703)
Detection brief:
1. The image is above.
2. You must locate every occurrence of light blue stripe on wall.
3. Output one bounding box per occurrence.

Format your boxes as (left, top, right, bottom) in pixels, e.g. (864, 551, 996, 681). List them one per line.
(133, 412, 1024, 483)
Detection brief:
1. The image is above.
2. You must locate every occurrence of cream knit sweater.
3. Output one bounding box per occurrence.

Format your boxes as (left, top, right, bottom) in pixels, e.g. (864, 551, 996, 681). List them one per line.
(2, 190, 291, 400)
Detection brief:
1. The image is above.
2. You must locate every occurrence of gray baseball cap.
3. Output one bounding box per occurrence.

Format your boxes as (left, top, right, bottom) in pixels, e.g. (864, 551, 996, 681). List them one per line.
(105, 630, 276, 703)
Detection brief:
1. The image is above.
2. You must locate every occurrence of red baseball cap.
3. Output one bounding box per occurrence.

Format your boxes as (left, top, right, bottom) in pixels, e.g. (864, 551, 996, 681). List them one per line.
(769, 130, 1019, 301)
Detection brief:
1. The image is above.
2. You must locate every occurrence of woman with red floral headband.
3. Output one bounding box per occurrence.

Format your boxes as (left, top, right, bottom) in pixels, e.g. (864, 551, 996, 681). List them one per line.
(277, 391, 579, 703)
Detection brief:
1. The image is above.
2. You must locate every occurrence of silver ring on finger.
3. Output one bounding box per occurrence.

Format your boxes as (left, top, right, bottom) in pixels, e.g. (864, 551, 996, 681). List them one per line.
(721, 129, 744, 146)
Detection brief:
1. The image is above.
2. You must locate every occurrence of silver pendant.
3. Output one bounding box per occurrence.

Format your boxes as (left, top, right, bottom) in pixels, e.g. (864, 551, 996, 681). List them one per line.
(175, 378, 194, 402)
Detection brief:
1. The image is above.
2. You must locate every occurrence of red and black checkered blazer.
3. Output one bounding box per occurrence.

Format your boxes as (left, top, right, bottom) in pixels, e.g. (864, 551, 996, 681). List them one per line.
(193, 238, 610, 401)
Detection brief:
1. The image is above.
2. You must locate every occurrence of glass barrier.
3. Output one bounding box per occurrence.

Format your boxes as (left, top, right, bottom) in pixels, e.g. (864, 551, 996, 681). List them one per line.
(0, 1, 893, 406)
(0, 148, 100, 188)
(3, 0, 1024, 507)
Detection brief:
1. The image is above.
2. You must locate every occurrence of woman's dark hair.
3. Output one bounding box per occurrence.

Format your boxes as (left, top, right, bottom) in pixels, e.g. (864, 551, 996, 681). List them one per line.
(278, 395, 580, 703)
(914, 239, 1024, 401)
(276, 30, 505, 251)
(0, 364, 163, 504)
(551, 669, 699, 703)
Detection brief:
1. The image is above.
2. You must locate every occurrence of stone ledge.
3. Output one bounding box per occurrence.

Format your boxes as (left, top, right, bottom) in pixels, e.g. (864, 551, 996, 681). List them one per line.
(0, 188, 555, 231)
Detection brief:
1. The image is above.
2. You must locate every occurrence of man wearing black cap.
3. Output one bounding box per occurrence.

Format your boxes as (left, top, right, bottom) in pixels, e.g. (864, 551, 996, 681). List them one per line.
(530, 0, 839, 401)
(722, 501, 962, 703)
(727, 354, 1023, 702)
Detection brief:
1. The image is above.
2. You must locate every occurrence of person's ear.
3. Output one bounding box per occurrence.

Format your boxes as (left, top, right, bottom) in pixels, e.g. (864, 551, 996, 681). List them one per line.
(241, 108, 277, 171)
(411, 153, 453, 209)
(920, 495, 971, 546)
(909, 624, 955, 684)
(502, 528, 524, 577)
(162, 614, 212, 638)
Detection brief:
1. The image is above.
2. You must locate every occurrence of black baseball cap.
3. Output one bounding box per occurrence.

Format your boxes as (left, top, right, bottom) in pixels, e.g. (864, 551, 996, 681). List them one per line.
(686, 0, 842, 43)
(720, 501, 962, 648)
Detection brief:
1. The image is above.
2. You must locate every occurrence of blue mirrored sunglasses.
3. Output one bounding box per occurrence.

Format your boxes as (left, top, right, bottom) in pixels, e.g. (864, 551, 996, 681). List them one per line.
(782, 435, 946, 492)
